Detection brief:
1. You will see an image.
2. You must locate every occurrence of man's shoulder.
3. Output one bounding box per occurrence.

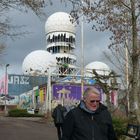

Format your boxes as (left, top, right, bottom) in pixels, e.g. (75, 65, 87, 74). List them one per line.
(68, 106, 82, 115)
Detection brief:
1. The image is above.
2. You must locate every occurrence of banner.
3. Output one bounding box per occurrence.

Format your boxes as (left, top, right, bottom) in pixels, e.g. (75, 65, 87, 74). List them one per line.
(8, 74, 48, 95)
(0, 74, 8, 95)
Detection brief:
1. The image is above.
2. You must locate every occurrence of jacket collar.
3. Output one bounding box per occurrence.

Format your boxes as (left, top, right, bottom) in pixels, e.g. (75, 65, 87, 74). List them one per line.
(79, 100, 107, 114)
(79, 100, 95, 114)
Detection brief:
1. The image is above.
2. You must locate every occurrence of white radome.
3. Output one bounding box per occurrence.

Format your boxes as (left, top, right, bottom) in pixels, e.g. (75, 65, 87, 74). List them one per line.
(45, 12, 75, 34)
(22, 50, 57, 75)
(85, 61, 111, 76)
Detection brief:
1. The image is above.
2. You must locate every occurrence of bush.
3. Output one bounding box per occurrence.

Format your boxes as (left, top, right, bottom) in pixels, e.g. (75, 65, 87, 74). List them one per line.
(8, 109, 43, 117)
(112, 116, 128, 139)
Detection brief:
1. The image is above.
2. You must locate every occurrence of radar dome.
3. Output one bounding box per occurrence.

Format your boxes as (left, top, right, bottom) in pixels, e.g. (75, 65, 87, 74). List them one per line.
(45, 12, 75, 34)
(22, 50, 57, 75)
(85, 61, 111, 76)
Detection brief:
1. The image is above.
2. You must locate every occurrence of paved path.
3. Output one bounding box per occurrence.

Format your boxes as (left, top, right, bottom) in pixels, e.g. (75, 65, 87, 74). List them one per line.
(0, 117, 57, 140)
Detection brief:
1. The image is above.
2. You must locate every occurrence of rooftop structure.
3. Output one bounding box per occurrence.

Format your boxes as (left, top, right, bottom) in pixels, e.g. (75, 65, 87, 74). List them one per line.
(22, 50, 56, 75)
(85, 61, 111, 77)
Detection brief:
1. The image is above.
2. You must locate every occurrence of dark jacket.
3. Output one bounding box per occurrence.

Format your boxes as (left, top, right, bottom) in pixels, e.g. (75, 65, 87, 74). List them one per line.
(62, 102, 117, 140)
(52, 104, 67, 125)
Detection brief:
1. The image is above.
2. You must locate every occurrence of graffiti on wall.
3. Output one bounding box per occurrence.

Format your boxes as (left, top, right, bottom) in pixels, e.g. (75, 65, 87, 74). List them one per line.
(52, 84, 107, 106)
(19, 91, 33, 109)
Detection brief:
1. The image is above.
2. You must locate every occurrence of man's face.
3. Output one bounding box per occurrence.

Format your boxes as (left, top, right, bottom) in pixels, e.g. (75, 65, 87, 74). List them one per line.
(84, 93, 100, 111)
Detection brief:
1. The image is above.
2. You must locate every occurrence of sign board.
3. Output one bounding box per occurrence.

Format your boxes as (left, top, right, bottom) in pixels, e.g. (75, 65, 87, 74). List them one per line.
(8, 74, 48, 95)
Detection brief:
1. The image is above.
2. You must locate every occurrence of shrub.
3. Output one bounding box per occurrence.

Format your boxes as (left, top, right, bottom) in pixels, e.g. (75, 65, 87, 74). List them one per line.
(112, 116, 128, 139)
(8, 109, 43, 117)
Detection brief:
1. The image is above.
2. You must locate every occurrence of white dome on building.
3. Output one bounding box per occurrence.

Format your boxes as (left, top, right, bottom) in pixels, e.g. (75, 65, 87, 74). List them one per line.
(45, 12, 75, 34)
(85, 61, 111, 76)
(22, 50, 57, 75)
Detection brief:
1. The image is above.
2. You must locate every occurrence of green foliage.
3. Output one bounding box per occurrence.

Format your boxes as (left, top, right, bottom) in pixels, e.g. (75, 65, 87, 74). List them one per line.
(112, 116, 128, 139)
(8, 109, 43, 117)
(62, 63, 69, 68)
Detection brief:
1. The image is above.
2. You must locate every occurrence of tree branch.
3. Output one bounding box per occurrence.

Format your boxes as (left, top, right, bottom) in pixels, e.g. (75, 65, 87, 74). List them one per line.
(119, 0, 131, 10)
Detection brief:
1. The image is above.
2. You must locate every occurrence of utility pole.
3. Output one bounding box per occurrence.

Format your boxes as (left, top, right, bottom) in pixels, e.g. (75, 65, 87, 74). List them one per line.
(81, 0, 84, 96)
(4, 64, 9, 116)
(45, 67, 52, 120)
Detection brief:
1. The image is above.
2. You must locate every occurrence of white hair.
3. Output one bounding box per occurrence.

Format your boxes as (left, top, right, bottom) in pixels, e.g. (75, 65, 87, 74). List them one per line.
(83, 87, 100, 99)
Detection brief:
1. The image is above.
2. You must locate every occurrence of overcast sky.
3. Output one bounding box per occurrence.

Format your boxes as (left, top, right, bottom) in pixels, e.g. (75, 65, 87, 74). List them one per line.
(0, 1, 112, 76)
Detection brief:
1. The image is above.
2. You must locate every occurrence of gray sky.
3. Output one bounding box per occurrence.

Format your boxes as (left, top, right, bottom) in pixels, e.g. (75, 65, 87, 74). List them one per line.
(0, 1, 112, 75)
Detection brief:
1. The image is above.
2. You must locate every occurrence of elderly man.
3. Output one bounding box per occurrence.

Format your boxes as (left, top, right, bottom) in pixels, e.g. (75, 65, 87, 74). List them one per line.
(62, 87, 117, 140)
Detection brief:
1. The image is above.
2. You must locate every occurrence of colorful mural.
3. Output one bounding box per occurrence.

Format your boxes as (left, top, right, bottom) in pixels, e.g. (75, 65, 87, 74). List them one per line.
(19, 91, 33, 109)
(39, 85, 46, 103)
(0, 74, 8, 95)
(53, 84, 81, 100)
(12, 82, 118, 112)
(52, 84, 106, 106)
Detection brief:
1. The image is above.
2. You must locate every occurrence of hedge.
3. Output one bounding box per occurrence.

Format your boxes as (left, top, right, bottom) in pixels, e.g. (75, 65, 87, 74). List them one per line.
(8, 109, 43, 117)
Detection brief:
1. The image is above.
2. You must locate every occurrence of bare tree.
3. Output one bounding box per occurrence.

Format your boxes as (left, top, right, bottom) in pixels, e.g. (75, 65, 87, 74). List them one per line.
(0, 43, 5, 54)
(103, 43, 131, 116)
(0, 0, 66, 56)
(0, 0, 48, 57)
(66, 0, 140, 123)
(0, 0, 46, 38)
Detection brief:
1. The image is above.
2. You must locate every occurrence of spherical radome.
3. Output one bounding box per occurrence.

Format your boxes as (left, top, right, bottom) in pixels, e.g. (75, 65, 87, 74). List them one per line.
(45, 12, 75, 34)
(22, 50, 57, 75)
(85, 61, 111, 76)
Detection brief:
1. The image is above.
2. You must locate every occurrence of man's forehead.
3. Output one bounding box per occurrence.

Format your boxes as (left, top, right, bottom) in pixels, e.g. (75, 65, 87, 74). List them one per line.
(87, 92, 100, 98)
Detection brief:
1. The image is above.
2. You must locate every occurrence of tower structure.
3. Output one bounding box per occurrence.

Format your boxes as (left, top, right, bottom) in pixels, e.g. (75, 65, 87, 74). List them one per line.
(45, 12, 76, 75)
